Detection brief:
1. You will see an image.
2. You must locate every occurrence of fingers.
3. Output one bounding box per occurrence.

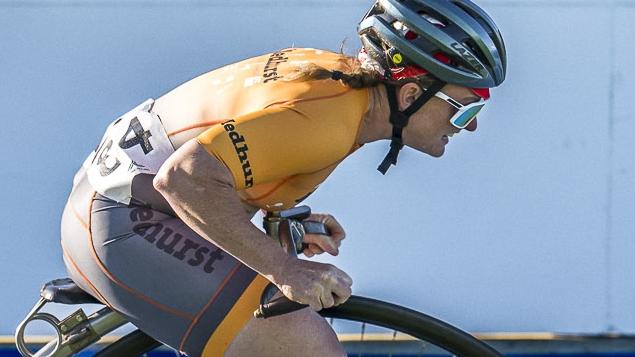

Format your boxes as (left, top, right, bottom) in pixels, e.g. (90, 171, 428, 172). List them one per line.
(312, 213, 346, 242)
(315, 267, 353, 310)
(319, 292, 335, 310)
(330, 282, 352, 306)
(303, 235, 336, 256)
(302, 244, 324, 258)
(314, 278, 350, 310)
(332, 292, 349, 306)
(303, 213, 346, 256)
(336, 270, 353, 288)
(309, 295, 323, 311)
(278, 256, 353, 312)
(324, 267, 353, 308)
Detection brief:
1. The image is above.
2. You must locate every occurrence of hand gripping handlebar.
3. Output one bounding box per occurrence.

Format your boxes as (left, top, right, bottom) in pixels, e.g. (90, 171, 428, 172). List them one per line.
(255, 206, 330, 318)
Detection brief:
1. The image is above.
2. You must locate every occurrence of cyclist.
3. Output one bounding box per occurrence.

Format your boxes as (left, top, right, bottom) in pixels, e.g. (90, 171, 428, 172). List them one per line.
(60, 0, 506, 356)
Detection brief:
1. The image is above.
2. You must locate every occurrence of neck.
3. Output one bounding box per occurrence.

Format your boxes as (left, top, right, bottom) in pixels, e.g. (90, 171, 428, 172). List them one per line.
(356, 84, 393, 146)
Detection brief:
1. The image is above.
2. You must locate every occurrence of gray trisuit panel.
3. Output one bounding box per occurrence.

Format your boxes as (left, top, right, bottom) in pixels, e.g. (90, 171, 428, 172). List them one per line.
(60, 167, 263, 356)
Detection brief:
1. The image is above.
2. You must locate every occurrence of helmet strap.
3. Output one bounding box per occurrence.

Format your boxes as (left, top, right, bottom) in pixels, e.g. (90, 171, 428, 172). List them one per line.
(377, 80, 446, 174)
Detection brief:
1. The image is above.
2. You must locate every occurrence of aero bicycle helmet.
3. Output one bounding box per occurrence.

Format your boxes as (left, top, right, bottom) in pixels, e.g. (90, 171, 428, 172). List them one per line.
(357, 0, 507, 173)
(358, 0, 506, 88)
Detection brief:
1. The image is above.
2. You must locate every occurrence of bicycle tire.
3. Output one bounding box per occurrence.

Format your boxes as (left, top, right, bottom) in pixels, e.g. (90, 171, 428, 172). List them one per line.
(94, 295, 501, 357)
(320, 295, 502, 357)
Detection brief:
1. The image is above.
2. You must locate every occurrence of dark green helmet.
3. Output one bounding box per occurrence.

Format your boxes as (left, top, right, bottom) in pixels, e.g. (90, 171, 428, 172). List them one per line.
(358, 0, 507, 88)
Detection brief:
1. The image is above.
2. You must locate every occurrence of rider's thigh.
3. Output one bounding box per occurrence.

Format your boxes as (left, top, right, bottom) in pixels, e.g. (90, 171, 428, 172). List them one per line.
(223, 308, 346, 357)
(61, 168, 271, 356)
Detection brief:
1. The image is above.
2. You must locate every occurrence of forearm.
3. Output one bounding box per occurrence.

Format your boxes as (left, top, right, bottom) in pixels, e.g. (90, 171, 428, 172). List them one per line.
(153, 139, 290, 282)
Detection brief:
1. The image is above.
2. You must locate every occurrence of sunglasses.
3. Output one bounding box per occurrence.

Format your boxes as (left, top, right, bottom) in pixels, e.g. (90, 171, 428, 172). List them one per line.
(434, 91, 486, 129)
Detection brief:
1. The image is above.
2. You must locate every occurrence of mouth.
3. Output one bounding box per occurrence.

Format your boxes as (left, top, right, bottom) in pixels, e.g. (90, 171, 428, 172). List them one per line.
(444, 130, 461, 142)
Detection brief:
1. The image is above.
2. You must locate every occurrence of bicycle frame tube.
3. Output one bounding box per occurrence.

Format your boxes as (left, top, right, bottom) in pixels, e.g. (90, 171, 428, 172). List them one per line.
(20, 307, 128, 357)
(43, 308, 127, 357)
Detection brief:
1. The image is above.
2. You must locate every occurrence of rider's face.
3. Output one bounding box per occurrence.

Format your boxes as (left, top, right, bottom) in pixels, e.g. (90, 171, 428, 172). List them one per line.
(401, 84, 480, 158)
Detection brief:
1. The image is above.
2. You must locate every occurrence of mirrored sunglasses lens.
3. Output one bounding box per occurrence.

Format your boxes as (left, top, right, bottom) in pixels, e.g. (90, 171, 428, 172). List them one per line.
(453, 104, 484, 128)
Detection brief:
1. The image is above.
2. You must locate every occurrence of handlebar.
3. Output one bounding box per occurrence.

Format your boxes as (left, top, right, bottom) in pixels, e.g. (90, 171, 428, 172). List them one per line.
(254, 296, 307, 319)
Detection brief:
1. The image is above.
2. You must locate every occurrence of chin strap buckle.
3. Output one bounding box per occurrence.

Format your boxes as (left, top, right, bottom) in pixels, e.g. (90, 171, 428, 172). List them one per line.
(377, 136, 404, 174)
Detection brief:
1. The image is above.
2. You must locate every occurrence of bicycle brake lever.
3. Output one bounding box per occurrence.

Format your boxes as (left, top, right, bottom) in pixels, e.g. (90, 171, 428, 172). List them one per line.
(302, 220, 329, 236)
(297, 220, 330, 253)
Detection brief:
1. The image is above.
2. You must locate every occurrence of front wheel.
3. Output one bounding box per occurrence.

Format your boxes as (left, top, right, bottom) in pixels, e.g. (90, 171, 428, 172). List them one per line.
(95, 295, 501, 357)
(320, 295, 501, 357)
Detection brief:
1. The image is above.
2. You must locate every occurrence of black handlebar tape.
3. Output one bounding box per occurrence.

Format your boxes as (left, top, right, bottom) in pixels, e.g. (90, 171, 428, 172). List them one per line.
(254, 296, 307, 319)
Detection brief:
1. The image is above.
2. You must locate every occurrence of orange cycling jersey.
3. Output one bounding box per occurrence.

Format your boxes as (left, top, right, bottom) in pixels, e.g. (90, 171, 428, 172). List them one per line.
(69, 48, 370, 357)
(164, 48, 370, 210)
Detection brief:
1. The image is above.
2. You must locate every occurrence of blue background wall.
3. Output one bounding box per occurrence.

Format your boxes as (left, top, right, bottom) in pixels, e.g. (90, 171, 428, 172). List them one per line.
(2, 0, 635, 336)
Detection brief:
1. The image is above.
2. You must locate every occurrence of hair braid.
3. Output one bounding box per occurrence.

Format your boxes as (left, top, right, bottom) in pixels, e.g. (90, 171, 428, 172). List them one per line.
(286, 56, 434, 90)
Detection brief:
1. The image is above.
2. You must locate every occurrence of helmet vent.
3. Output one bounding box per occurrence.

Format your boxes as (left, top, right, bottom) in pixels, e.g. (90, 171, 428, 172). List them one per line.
(392, 20, 408, 32)
(452, 1, 490, 32)
(462, 39, 487, 67)
(420, 12, 446, 27)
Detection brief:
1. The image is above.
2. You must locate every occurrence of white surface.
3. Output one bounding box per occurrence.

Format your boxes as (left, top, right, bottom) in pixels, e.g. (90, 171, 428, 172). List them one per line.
(1, 0, 633, 335)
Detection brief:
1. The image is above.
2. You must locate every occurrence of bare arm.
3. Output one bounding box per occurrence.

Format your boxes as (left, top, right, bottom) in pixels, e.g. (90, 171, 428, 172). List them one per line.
(153, 139, 352, 309)
(153, 139, 291, 282)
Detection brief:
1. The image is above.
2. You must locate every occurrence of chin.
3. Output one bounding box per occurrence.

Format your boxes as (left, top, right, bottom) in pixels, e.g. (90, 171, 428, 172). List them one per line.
(428, 143, 446, 157)
(414, 143, 445, 158)
(424, 148, 445, 158)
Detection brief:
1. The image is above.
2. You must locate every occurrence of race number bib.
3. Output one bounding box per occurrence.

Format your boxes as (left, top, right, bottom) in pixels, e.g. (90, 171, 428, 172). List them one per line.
(82, 99, 175, 204)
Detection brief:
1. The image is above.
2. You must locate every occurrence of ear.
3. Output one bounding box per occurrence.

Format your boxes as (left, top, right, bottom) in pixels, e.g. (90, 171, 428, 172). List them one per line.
(397, 82, 424, 111)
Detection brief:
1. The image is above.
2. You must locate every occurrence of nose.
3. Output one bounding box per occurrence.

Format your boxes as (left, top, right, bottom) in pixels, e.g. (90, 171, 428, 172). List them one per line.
(464, 118, 478, 132)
